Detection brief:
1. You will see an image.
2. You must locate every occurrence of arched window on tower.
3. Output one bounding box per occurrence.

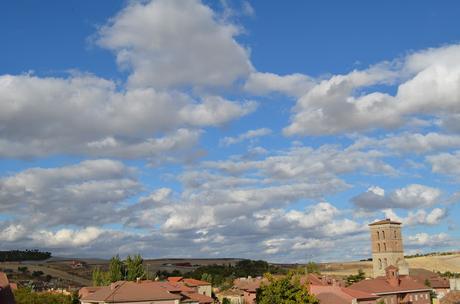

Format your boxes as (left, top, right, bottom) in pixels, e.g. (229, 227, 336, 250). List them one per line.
(384, 258, 388, 268)
(394, 230, 397, 238)
(378, 243, 381, 252)
(382, 231, 386, 239)
(377, 231, 380, 240)
(384, 242, 387, 251)
(379, 259, 382, 269)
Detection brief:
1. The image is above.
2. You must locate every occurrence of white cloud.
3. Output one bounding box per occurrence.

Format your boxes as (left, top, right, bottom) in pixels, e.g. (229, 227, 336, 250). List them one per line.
(0, 74, 252, 161)
(0, 159, 140, 227)
(352, 132, 460, 154)
(382, 208, 447, 226)
(220, 128, 272, 146)
(33, 227, 104, 247)
(284, 44, 460, 136)
(244, 72, 315, 97)
(407, 232, 450, 247)
(353, 184, 441, 210)
(98, 0, 252, 89)
(427, 151, 460, 177)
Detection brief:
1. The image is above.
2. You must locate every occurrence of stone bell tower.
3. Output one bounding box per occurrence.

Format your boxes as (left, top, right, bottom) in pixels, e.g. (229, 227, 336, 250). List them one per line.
(369, 219, 409, 277)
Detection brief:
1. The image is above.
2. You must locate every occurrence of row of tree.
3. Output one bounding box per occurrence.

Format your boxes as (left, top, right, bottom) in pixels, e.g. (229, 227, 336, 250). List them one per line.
(0, 250, 51, 261)
(92, 254, 145, 286)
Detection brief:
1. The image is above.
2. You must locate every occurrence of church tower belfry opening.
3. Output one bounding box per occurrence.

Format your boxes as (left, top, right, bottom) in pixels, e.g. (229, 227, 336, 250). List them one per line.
(369, 218, 409, 277)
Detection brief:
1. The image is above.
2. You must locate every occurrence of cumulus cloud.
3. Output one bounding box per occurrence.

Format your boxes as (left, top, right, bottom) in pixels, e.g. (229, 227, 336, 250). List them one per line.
(97, 0, 252, 89)
(0, 159, 140, 227)
(0, 74, 253, 161)
(220, 128, 272, 146)
(352, 184, 441, 210)
(427, 151, 460, 177)
(244, 72, 315, 97)
(33, 227, 104, 247)
(382, 208, 447, 226)
(352, 132, 460, 154)
(407, 232, 450, 247)
(284, 44, 460, 136)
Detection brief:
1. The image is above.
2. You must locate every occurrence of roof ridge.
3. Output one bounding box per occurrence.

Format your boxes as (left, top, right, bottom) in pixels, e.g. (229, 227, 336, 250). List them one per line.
(103, 281, 127, 301)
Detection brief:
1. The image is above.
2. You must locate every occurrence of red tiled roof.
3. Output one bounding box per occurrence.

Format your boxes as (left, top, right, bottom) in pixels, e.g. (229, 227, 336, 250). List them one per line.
(310, 285, 378, 302)
(233, 277, 266, 292)
(315, 292, 350, 304)
(182, 292, 214, 304)
(167, 276, 184, 283)
(410, 269, 450, 289)
(299, 274, 326, 286)
(81, 281, 181, 303)
(183, 278, 211, 287)
(369, 218, 402, 226)
(349, 275, 431, 295)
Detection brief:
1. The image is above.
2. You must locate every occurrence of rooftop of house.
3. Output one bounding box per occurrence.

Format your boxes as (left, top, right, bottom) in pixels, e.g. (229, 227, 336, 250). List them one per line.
(233, 277, 266, 292)
(182, 292, 214, 304)
(369, 218, 402, 226)
(182, 278, 211, 287)
(349, 273, 431, 295)
(80, 281, 182, 303)
(410, 268, 451, 289)
(81, 280, 214, 304)
(310, 285, 379, 304)
(167, 277, 211, 287)
(299, 273, 344, 287)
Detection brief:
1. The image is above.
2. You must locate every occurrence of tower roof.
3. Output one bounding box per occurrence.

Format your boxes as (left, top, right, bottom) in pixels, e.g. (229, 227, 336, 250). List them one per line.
(369, 218, 402, 226)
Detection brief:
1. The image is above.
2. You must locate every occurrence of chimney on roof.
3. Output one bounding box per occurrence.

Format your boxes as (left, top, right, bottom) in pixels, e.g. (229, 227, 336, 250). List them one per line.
(385, 266, 400, 287)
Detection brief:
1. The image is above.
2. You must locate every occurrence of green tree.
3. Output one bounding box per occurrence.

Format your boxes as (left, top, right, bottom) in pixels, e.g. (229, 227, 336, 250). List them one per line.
(108, 255, 124, 282)
(201, 273, 213, 283)
(222, 298, 231, 304)
(256, 274, 319, 304)
(92, 267, 109, 286)
(345, 269, 366, 286)
(125, 254, 145, 281)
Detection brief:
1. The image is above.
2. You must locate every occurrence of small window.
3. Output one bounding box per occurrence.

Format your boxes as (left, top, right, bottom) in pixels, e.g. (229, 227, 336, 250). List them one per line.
(384, 258, 388, 268)
(394, 230, 397, 238)
(379, 259, 382, 269)
(384, 242, 387, 251)
(382, 231, 385, 239)
(378, 243, 381, 252)
(377, 231, 380, 240)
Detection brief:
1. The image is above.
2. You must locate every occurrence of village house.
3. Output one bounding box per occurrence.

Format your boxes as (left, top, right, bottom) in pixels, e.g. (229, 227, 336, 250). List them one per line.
(166, 277, 212, 297)
(411, 268, 451, 299)
(349, 265, 432, 304)
(0, 272, 16, 304)
(79, 280, 214, 304)
(309, 285, 379, 304)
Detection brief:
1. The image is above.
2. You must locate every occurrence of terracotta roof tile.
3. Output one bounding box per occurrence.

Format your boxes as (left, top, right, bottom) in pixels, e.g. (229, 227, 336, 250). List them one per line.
(81, 281, 181, 303)
(349, 275, 431, 294)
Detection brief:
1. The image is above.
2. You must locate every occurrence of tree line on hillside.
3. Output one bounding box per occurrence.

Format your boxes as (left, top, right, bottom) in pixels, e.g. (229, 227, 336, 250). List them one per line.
(159, 259, 287, 289)
(92, 254, 145, 286)
(0, 250, 51, 262)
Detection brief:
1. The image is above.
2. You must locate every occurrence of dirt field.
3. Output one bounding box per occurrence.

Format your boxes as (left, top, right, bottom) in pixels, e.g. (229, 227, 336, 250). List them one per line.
(319, 254, 460, 277)
(0, 262, 92, 286)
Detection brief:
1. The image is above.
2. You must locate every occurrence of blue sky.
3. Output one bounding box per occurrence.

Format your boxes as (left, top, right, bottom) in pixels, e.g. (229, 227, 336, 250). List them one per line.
(0, 0, 459, 262)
